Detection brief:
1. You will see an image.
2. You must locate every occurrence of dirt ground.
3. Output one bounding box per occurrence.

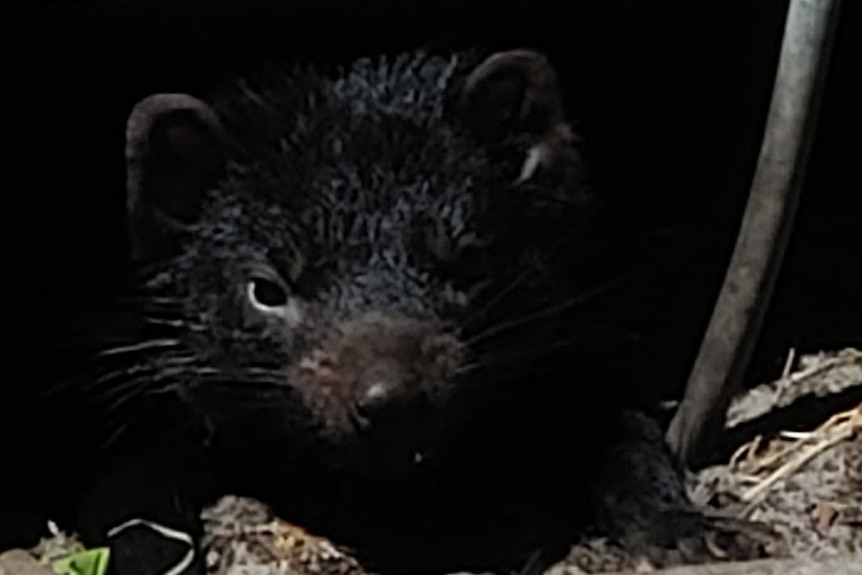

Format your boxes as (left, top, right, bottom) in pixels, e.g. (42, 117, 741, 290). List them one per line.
(688, 347, 861, 561)
(13, 348, 861, 575)
(554, 347, 861, 574)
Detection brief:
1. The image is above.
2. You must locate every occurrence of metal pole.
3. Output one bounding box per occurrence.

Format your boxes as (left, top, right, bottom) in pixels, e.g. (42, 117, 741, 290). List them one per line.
(665, 0, 844, 469)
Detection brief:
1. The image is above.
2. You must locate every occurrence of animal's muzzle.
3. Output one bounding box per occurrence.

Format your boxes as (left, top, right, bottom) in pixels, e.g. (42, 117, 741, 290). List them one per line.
(293, 312, 463, 479)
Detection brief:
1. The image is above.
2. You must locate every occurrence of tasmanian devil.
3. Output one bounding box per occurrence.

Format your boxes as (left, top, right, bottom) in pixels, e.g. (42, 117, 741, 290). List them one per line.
(23, 48, 773, 575)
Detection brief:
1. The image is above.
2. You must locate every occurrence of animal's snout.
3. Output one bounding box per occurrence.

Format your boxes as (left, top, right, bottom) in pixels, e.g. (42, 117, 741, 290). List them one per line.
(295, 312, 462, 435)
(292, 312, 463, 478)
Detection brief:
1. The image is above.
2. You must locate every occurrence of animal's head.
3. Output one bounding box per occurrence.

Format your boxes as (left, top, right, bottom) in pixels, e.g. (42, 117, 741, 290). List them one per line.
(123, 49, 596, 479)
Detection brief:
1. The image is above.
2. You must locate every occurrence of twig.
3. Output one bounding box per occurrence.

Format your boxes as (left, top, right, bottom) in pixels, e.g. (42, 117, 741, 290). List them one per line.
(740, 403, 861, 511)
(785, 348, 862, 387)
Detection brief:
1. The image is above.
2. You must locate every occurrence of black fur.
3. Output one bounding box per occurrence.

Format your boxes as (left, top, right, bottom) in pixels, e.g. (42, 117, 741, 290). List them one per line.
(13, 49, 770, 575)
(108, 49, 606, 474)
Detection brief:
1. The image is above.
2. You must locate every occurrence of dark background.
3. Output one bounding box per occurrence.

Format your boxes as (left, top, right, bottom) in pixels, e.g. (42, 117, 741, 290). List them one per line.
(1, 0, 860, 447)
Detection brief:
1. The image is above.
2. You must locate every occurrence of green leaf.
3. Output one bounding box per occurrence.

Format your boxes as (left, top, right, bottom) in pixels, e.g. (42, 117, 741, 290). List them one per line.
(51, 548, 111, 575)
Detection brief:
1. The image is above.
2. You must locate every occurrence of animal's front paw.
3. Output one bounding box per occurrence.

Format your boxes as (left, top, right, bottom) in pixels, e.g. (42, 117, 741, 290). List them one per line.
(622, 508, 786, 568)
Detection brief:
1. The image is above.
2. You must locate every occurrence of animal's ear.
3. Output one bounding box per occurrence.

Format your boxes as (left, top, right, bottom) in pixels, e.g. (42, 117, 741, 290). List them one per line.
(457, 49, 566, 140)
(125, 93, 226, 263)
(456, 49, 577, 182)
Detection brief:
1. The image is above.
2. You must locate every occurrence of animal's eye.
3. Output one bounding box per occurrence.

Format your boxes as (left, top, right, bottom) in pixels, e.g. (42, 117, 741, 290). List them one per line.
(247, 277, 289, 310)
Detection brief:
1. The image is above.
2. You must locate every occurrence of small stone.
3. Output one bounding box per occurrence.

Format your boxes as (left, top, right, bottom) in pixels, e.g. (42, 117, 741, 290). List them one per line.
(0, 549, 56, 575)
